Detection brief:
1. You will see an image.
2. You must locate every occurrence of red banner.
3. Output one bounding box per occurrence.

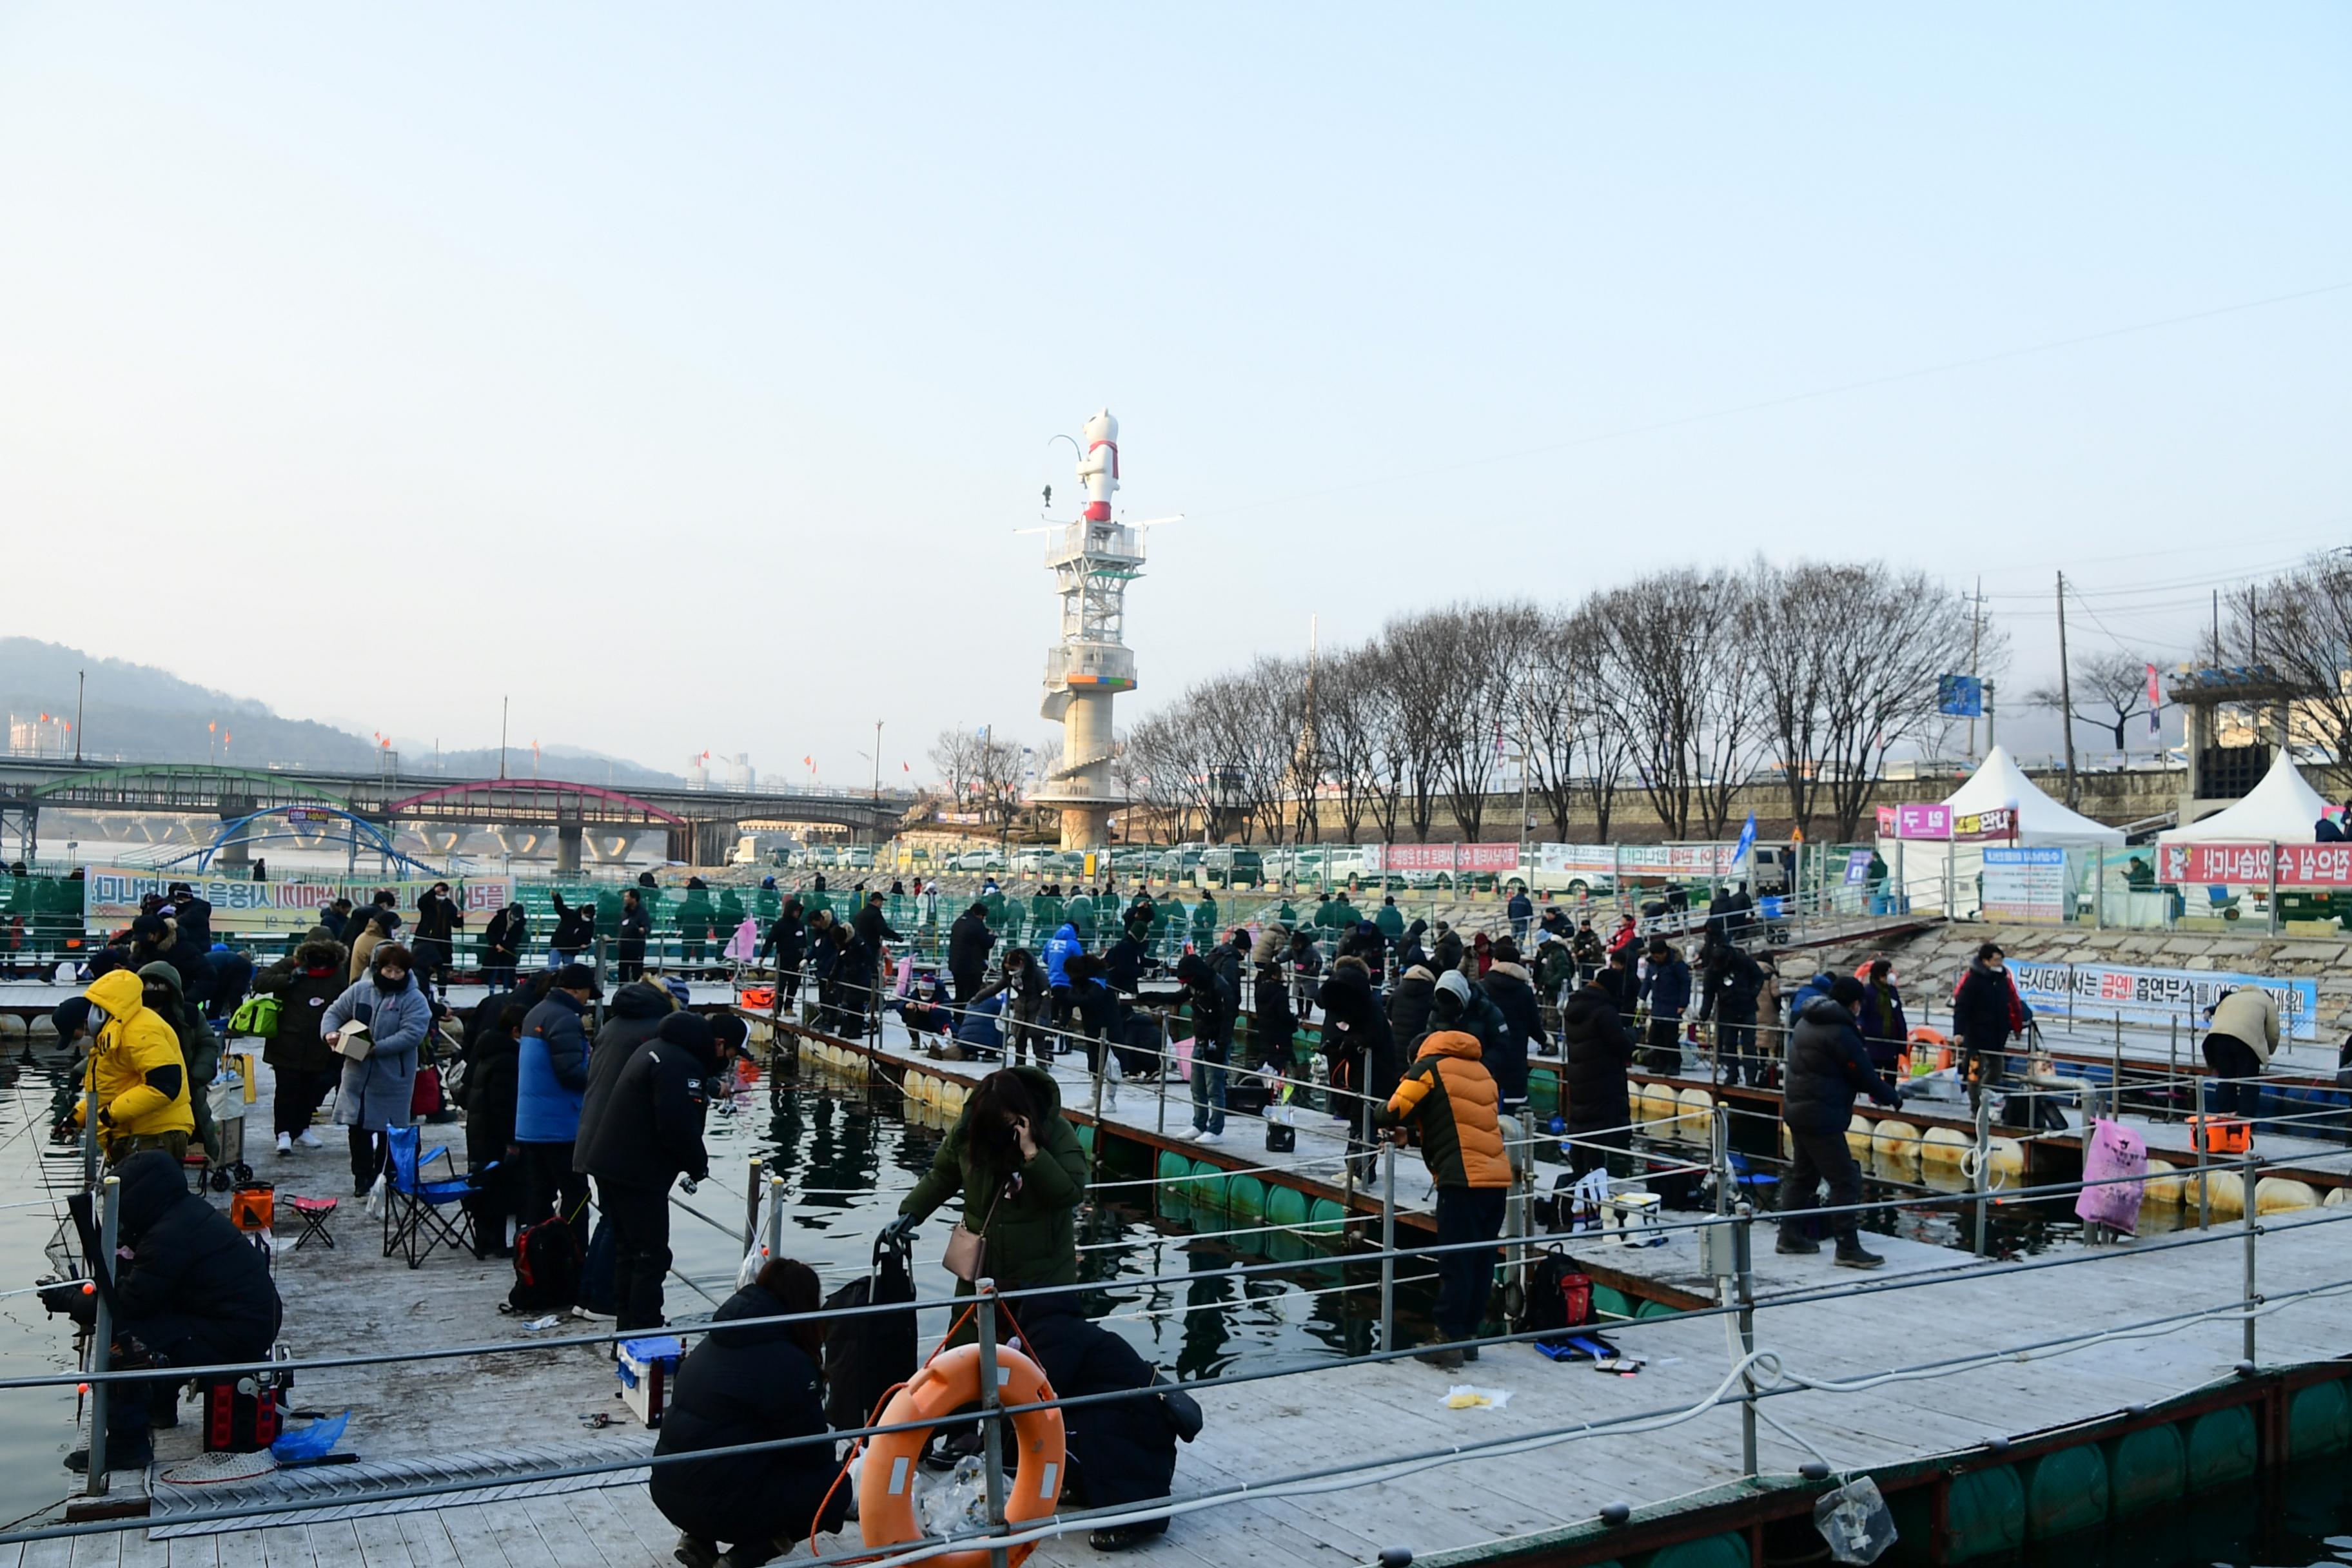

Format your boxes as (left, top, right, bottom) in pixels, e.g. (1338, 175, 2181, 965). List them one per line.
(2159, 842, 2352, 888)
(1363, 843, 1521, 874)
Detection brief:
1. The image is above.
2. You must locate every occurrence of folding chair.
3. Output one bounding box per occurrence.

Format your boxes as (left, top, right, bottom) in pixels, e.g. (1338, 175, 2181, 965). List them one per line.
(289, 1197, 338, 1252)
(380, 1126, 476, 1269)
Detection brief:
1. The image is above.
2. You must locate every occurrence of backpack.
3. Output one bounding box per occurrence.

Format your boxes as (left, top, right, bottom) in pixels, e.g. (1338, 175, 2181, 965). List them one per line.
(228, 995, 280, 1039)
(1517, 1246, 1592, 1344)
(506, 1215, 583, 1314)
(578, 1217, 617, 1317)
(823, 1231, 917, 1433)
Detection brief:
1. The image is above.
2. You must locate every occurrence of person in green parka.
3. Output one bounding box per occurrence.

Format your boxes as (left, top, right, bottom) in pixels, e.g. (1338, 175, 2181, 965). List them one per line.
(892, 1066, 1088, 1294)
(1190, 891, 1218, 948)
(1063, 890, 1096, 943)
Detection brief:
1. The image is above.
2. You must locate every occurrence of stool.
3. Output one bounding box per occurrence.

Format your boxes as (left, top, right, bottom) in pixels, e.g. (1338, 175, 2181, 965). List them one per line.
(289, 1197, 338, 1251)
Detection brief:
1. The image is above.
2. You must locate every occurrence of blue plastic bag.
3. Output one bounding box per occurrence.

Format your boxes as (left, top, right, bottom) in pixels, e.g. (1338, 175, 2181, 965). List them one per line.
(270, 1409, 351, 1462)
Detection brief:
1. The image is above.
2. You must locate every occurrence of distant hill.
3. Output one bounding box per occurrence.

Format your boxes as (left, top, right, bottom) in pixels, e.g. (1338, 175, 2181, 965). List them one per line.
(0, 638, 678, 787)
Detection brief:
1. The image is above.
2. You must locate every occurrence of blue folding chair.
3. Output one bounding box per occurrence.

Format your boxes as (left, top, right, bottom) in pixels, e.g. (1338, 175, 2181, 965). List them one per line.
(380, 1126, 480, 1269)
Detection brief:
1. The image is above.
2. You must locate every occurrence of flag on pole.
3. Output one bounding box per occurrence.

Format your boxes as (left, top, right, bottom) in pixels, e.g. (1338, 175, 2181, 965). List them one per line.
(2146, 663, 2161, 736)
(1733, 812, 1758, 872)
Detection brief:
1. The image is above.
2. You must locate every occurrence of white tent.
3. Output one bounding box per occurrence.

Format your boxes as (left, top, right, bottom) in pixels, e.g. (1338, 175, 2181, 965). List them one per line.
(2158, 749, 2327, 845)
(1878, 746, 2124, 917)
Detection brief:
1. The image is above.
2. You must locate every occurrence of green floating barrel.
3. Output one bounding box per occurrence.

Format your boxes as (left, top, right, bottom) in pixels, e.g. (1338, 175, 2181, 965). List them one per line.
(1267, 1184, 1309, 1231)
(1157, 1150, 1194, 1219)
(1527, 1068, 1560, 1117)
(1075, 1124, 1095, 1155)
(1637, 1532, 1747, 1568)
(1227, 1175, 1266, 1222)
(2184, 1407, 2257, 1491)
(2289, 1380, 2352, 1460)
(1306, 1197, 1348, 1242)
(2104, 1424, 2186, 1518)
(1188, 1159, 1228, 1214)
(1591, 1285, 1634, 1320)
(1634, 1298, 1678, 1321)
(2024, 1444, 2107, 1539)
(1945, 1465, 2024, 1564)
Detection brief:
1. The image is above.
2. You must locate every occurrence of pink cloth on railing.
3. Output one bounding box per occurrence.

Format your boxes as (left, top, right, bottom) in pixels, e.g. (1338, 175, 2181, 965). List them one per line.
(725, 918, 760, 963)
(2075, 1117, 2147, 1235)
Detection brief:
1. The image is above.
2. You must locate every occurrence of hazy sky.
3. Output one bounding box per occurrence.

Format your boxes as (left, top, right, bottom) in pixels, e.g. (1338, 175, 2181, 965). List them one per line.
(4, 6, 2345, 784)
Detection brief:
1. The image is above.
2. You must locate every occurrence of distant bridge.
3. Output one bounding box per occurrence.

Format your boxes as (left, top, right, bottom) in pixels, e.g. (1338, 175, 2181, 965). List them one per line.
(0, 758, 917, 869)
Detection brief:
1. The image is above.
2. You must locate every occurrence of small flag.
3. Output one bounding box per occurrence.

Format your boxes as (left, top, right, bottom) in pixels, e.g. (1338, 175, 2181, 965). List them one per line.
(2146, 663, 2161, 736)
(1733, 812, 1758, 868)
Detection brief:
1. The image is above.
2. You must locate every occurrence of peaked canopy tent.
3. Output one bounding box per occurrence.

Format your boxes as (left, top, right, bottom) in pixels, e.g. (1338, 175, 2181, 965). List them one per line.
(1879, 747, 2125, 917)
(2157, 749, 2328, 846)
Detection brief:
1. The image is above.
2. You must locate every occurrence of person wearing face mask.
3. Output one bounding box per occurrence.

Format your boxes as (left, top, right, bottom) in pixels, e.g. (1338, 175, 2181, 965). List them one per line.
(74, 968, 197, 1166)
(321, 942, 433, 1195)
(1952, 942, 2028, 1115)
(889, 1066, 1088, 1296)
(135, 962, 221, 1164)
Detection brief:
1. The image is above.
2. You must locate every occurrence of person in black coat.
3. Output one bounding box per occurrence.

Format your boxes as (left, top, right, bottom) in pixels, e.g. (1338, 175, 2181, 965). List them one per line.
(482, 903, 525, 992)
(572, 979, 681, 1179)
(1340, 920, 1388, 990)
(1396, 918, 1430, 975)
(1697, 941, 1767, 1087)
(1014, 1291, 1202, 1553)
(1476, 938, 1547, 1111)
(1778, 977, 1903, 1268)
(581, 1012, 716, 1331)
(57, 1149, 282, 1471)
(1431, 921, 1465, 976)
(946, 903, 995, 1002)
(652, 1260, 848, 1566)
(1951, 943, 2024, 1112)
(549, 892, 594, 961)
(462, 1003, 524, 1256)
(1558, 978, 1635, 1179)
(1317, 958, 1395, 1159)
(1639, 939, 1693, 1074)
(1387, 963, 1437, 1062)
(762, 898, 807, 1008)
(616, 889, 652, 981)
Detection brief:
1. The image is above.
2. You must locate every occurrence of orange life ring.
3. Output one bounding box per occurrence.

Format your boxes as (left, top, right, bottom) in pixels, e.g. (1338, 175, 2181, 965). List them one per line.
(859, 1343, 1066, 1567)
(1906, 1027, 1948, 1046)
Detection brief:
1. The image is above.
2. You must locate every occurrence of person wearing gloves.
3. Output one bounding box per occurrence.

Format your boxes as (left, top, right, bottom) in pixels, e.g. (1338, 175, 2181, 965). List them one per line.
(75, 968, 197, 1166)
(579, 1011, 718, 1332)
(1375, 1024, 1509, 1372)
(2202, 986, 2282, 1123)
(320, 941, 433, 1195)
(1778, 975, 1905, 1268)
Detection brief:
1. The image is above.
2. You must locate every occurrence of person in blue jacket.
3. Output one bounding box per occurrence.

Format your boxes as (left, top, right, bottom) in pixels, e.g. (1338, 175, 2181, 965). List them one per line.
(516, 963, 599, 1253)
(1638, 939, 1692, 1073)
(1043, 919, 1082, 1051)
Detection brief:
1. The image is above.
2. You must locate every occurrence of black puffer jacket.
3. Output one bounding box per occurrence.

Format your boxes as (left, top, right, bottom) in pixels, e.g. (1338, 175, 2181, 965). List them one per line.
(1387, 966, 1436, 1054)
(947, 910, 994, 983)
(462, 1028, 519, 1174)
(112, 1150, 281, 1359)
(571, 981, 677, 1175)
(252, 939, 348, 1074)
(1783, 997, 1901, 1135)
(1952, 961, 2021, 1050)
(1317, 966, 1399, 1104)
(578, 1019, 714, 1189)
(1557, 986, 1634, 1135)
(1478, 962, 1547, 1101)
(1016, 1292, 1193, 1511)
(651, 1283, 845, 1546)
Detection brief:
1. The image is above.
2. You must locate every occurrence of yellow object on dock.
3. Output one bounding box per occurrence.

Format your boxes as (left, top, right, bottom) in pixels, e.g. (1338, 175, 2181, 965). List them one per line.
(2257, 1177, 2321, 1214)
(1921, 1128, 1972, 1166)
(2142, 1157, 2184, 1205)
(1870, 1120, 1922, 1163)
(1673, 1088, 1712, 1142)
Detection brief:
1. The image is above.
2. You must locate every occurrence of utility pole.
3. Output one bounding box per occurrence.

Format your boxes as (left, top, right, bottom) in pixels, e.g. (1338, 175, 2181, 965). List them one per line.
(73, 671, 83, 763)
(2056, 571, 2079, 807)
(499, 696, 509, 779)
(872, 720, 883, 802)
(1967, 577, 1983, 759)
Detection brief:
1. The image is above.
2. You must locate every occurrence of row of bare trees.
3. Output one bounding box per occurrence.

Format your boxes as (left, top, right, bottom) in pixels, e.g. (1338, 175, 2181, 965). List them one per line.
(1120, 560, 1990, 846)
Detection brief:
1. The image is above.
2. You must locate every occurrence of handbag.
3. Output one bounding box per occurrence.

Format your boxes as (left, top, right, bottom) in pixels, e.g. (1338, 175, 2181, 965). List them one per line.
(943, 1187, 1006, 1284)
(410, 1064, 444, 1119)
(228, 995, 280, 1039)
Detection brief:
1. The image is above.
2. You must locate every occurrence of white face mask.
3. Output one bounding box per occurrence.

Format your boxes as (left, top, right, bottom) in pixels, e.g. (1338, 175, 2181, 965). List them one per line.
(86, 1005, 110, 1033)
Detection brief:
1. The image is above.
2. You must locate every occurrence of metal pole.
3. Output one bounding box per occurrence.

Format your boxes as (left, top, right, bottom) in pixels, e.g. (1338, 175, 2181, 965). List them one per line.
(2195, 1119, 2211, 1231)
(85, 1173, 120, 1496)
(593, 935, 609, 1031)
(743, 1155, 764, 1253)
(1972, 1093, 1991, 1257)
(975, 1280, 1010, 1568)
(1379, 1142, 1397, 1351)
(2266, 841, 2279, 937)
(2242, 1159, 2260, 1367)
(1734, 1203, 1758, 1478)
(1155, 1011, 1168, 1142)
(765, 1174, 784, 1265)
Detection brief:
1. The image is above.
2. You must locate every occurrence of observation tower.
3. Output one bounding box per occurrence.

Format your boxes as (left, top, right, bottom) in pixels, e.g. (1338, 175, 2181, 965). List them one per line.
(1033, 409, 1145, 848)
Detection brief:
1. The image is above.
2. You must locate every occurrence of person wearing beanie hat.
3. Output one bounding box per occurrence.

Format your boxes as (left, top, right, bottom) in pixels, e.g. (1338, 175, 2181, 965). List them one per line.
(516, 963, 602, 1256)
(573, 976, 682, 1182)
(1778, 974, 1903, 1269)
(580, 1009, 720, 1331)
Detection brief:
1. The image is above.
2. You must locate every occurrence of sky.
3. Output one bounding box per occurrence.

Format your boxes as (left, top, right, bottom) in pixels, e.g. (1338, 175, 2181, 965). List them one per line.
(3, 5, 2346, 785)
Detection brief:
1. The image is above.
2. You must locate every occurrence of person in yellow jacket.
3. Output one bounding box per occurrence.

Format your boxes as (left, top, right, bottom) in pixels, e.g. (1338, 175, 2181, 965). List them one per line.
(76, 968, 195, 1166)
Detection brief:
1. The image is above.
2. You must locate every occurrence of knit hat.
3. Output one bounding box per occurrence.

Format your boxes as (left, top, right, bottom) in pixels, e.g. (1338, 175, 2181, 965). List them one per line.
(554, 962, 600, 993)
(662, 976, 692, 1008)
(657, 1010, 715, 1059)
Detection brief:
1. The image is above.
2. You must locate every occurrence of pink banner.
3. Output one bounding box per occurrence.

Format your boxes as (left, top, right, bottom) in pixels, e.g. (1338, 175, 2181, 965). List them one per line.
(1892, 803, 1950, 840)
(1457, 844, 1520, 873)
(2159, 842, 2352, 888)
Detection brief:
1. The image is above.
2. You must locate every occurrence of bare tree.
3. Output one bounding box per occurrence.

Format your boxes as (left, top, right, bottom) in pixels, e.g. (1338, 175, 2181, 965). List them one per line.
(1524, 605, 1631, 840)
(1377, 612, 1460, 841)
(2229, 551, 2352, 759)
(2030, 647, 2159, 754)
(1586, 569, 1761, 838)
(1315, 651, 1384, 843)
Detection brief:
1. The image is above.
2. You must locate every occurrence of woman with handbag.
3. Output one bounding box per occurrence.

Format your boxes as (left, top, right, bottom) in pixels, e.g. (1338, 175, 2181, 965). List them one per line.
(320, 943, 431, 1195)
(893, 1066, 1088, 1296)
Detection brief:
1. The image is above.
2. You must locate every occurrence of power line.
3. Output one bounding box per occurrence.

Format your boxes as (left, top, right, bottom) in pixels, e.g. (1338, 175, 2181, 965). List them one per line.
(1187, 280, 2352, 520)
